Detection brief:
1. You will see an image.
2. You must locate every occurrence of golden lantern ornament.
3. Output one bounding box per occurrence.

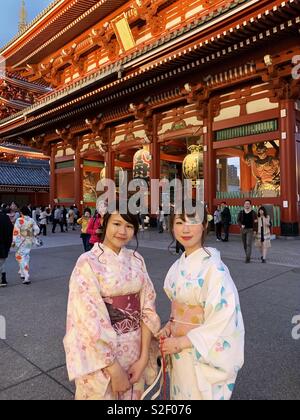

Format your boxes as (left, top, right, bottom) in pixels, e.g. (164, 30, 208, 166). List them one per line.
(133, 148, 151, 181)
(183, 145, 204, 181)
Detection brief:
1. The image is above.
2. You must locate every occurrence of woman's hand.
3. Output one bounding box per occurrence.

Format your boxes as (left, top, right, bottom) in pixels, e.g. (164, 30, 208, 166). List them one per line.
(161, 336, 192, 356)
(128, 356, 148, 385)
(156, 322, 172, 340)
(104, 361, 131, 393)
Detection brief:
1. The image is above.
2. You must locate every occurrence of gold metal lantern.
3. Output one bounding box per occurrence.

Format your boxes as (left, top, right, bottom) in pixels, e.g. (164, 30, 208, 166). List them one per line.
(133, 148, 151, 181)
(183, 145, 204, 181)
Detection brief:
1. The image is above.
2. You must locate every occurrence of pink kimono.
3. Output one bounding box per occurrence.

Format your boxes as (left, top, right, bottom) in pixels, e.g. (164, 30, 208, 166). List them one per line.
(64, 244, 160, 400)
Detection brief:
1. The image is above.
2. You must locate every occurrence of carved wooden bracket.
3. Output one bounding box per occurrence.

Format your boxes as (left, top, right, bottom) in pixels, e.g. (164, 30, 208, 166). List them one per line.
(85, 116, 109, 152)
(129, 102, 153, 142)
(135, 0, 166, 37)
(182, 82, 211, 119)
(56, 126, 77, 151)
(89, 24, 119, 61)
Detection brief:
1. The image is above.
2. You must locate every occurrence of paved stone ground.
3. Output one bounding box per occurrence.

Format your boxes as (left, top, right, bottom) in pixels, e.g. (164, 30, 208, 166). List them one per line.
(0, 228, 299, 400)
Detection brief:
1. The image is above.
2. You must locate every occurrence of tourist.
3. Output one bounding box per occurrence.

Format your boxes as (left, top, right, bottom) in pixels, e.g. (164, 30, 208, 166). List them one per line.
(39, 206, 48, 236)
(64, 204, 160, 400)
(237, 200, 257, 263)
(255, 206, 272, 263)
(157, 203, 244, 400)
(86, 210, 103, 246)
(77, 208, 92, 252)
(13, 207, 40, 285)
(221, 202, 232, 242)
(214, 205, 222, 242)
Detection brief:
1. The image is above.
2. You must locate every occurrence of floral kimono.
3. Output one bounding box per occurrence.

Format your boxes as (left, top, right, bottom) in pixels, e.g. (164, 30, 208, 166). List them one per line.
(13, 216, 40, 282)
(164, 247, 245, 400)
(64, 244, 161, 400)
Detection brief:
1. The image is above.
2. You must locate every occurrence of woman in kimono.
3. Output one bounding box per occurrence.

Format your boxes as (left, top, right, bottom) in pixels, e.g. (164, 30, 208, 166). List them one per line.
(13, 207, 40, 285)
(255, 206, 272, 263)
(64, 205, 160, 400)
(158, 204, 245, 400)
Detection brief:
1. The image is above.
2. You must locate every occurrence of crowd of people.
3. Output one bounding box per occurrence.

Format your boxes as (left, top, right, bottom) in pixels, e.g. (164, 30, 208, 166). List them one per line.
(0, 202, 86, 287)
(214, 200, 273, 263)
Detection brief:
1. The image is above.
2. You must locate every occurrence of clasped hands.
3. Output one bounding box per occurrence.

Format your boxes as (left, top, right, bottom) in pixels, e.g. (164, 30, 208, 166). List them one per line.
(155, 322, 191, 356)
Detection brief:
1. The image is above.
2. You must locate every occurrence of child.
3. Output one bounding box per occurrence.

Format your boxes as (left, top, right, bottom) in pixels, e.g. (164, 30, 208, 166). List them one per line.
(157, 204, 245, 400)
(64, 205, 160, 400)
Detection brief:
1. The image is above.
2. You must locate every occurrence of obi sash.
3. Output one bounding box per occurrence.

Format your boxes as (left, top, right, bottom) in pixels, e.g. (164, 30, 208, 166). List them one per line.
(103, 293, 141, 335)
(170, 300, 204, 337)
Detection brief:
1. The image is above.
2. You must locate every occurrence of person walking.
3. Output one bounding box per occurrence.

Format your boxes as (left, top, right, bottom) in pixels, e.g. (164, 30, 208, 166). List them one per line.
(221, 202, 231, 242)
(214, 205, 222, 242)
(237, 200, 257, 263)
(0, 206, 13, 287)
(255, 206, 272, 263)
(77, 208, 92, 252)
(68, 206, 76, 231)
(86, 210, 103, 246)
(158, 206, 165, 234)
(39, 206, 48, 236)
(52, 206, 64, 233)
(13, 207, 40, 285)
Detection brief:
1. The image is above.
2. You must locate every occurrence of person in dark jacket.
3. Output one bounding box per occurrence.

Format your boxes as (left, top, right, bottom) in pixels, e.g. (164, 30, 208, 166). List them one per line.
(0, 206, 14, 287)
(237, 200, 258, 263)
(221, 202, 232, 242)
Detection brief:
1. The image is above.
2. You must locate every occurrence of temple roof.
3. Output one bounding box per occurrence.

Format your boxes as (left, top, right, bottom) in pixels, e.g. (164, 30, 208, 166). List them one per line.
(0, 160, 50, 188)
(1, 0, 129, 68)
(0, 141, 49, 159)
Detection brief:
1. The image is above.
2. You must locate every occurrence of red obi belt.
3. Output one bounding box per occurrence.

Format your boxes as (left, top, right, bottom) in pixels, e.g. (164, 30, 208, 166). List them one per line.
(103, 293, 141, 335)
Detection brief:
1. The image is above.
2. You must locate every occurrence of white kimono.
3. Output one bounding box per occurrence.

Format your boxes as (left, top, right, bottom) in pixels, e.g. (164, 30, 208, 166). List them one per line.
(164, 247, 245, 400)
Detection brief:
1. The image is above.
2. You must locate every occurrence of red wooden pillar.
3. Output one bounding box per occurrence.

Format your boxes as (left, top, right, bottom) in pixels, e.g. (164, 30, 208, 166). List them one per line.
(50, 145, 56, 208)
(104, 130, 115, 205)
(150, 114, 160, 213)
(203, 102, 216, 213)
(74, 139, 83, 212)
(240, 159, 252, 193)
(280, 99, 299, 235)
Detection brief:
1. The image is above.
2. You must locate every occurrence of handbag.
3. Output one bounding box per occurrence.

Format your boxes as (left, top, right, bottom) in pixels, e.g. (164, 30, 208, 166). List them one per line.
(34, 237, 44, 248)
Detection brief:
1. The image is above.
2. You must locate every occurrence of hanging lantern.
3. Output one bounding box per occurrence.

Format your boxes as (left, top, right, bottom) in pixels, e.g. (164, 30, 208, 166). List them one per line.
(183, 145, 204, 181)
(133, 148, 151, 181)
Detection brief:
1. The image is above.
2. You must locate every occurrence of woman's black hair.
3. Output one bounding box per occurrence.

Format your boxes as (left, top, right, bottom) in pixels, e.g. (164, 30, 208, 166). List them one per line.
(20, 206, 31, 217)
(258, 206, 268, 217)
(98, 201, 141, 259)
(168, 200, 211, 256)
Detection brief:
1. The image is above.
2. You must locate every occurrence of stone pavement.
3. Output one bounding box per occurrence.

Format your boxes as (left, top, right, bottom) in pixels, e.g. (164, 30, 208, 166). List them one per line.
(0, 228, 299, 400)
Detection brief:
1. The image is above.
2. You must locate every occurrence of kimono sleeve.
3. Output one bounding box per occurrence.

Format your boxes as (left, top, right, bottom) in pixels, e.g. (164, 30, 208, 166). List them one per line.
(187, 262, 245, 383)
(64, 255, 118, 381)
(139, 257, 161, 335)
(13, 219, 22, 246)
